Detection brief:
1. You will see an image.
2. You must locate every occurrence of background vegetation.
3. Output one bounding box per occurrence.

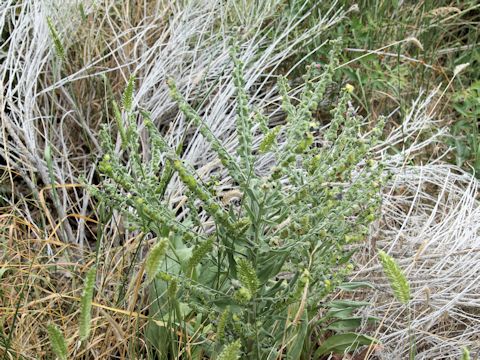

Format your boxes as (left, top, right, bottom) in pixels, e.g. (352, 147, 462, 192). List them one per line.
(0, 0, 478, 359)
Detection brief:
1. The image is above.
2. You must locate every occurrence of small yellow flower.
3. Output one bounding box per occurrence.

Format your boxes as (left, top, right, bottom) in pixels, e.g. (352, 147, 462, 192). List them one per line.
(344, 83, 355, 93)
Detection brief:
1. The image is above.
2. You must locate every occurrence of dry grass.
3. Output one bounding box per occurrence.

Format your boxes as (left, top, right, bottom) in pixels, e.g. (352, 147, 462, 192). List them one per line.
(0, 205, 153, 359)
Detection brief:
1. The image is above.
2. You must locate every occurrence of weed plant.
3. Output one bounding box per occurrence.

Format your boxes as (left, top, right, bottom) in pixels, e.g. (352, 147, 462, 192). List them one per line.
(91, 41, 386, 359)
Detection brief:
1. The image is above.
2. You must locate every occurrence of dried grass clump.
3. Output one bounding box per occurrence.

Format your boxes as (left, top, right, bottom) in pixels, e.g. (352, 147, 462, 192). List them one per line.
(0, 207, 154, 358)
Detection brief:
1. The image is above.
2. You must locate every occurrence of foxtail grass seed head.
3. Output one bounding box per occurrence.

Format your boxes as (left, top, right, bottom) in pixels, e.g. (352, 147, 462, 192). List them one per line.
(46, 17, 65, 60)
(216, 307, 230, 342)
(47, 324, 68, 360)
(188, 237, 214, 275)
(122, 75, 135, 112)
(378, 250, 411, 304)
(79, 267, 96, 341)
(405, 36, 424, 51)
(236, 258, 259, 295)
(217, 340, 242, 360)
(454, 63, 470, 77)
(145, 238, 169, 281)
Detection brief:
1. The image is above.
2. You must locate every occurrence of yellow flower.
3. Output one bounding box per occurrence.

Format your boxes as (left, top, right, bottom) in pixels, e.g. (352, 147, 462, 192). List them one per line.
(344, 83, 355, 93)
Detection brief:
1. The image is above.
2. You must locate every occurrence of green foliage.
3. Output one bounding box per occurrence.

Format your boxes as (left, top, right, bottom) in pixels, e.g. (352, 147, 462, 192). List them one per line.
(47, 324, 68, 360)
(378, 250, 411, 304)
(315, 293, 378, 357)
(314, 333, 378, 357)
(282, 0, 480, 178)
(79, 267, 96, 341)
(462, 347, 471, 360)
(93, 44, 386, 358)
(450, 81, 480, 176)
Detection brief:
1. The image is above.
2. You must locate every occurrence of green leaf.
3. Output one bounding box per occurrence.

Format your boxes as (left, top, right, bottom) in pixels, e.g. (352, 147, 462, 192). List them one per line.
(329, 300, 371, 309)
(314, 333, 378, 357)
(257, 249, 289, 282)
(338, 281, 375, 291)
(326, 300, 371, 319)
(326, 318, 362, 331)
(326, 308, 355, 320)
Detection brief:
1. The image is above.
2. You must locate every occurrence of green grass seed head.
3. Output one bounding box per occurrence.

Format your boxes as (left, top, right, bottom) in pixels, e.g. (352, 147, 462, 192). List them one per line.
(217, 339, 242, 360)
(145, 238, 169, 281)
(188, 237, 214, 275)
(46, 17, 65, 60)
(47, 324, 68, 360)
(122, 75, 135, 112)
(216, 307, 230, 342)
(79, 267, 96, 341)
(378, 250, 411, 304)
(236, 258, 259, 295)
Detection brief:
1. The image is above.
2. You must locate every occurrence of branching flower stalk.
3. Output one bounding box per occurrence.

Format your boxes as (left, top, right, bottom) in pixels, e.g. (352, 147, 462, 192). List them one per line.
(92, 42, 387, 358)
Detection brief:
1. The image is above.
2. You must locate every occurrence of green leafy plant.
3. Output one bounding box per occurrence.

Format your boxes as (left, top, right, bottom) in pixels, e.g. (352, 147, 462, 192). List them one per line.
(92, 41, 386, 359)
(312, 282, 379, 358)
(315, 332, 377, 357)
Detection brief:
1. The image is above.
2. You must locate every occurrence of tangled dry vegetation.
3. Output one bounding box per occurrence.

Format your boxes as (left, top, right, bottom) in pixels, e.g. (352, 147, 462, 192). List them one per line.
(0, 1, 479, 359)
